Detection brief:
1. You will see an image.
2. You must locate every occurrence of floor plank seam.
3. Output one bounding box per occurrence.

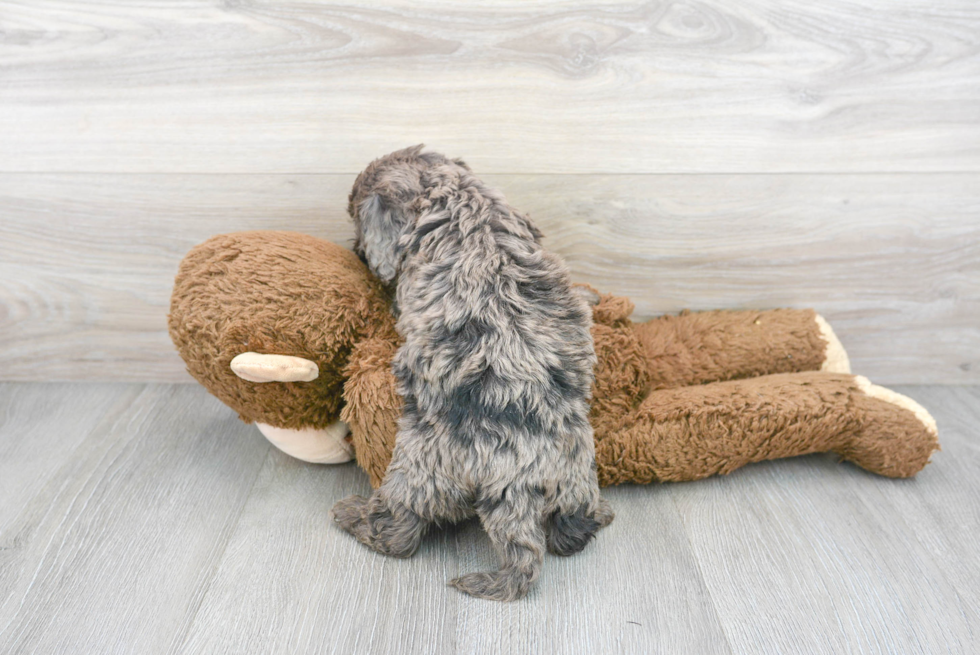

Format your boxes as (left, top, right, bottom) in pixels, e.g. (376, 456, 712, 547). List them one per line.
(1, 384, 977, 653)
(666, 487, 737, 655)
(166, 440, 274, 655)
(0, 384, 149, 647)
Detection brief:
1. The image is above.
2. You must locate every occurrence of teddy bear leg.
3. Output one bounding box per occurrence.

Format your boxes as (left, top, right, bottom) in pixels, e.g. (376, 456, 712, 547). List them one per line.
(632, 308, 850, 389)
(593, 371, 937, 485)
(837, 376, 939, 478)
(256, 421, 354, 464)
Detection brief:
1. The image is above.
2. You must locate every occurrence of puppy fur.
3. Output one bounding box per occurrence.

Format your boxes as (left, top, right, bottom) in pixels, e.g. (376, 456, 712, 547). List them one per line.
(331, 146, 613, 601)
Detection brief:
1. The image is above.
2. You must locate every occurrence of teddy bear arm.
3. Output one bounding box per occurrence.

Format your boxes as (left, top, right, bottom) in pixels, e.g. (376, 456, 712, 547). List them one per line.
(341, 337, 403, 488)
(631, 308, 849, 390)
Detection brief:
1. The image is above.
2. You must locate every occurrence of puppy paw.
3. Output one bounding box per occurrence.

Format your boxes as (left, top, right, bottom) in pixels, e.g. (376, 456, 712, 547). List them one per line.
(594, 497, 615, 528)
(330, 494, 369, 533)
(331, 494, 426, 558)
(450, 571, 532, 602)
(545, 500, 614, 556)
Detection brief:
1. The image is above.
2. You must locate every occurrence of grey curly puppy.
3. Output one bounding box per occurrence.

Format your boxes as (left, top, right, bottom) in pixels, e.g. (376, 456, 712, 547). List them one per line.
(331, 146, 613, 601)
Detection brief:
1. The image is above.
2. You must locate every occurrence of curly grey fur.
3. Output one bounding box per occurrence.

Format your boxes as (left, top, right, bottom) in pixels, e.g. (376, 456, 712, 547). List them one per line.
(332, 146, 613, 602)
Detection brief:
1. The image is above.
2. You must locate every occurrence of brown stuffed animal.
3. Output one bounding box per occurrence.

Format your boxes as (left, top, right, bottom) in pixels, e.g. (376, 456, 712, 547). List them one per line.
(169, 231, 939, 487)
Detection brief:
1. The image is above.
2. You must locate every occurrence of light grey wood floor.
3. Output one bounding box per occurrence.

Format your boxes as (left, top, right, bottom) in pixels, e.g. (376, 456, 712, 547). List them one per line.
(1, 382, 977, 654)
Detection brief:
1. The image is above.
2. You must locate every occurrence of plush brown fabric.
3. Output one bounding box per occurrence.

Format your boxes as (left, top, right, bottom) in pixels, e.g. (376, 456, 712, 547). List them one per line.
(340, 337, 403, 486)
(841, 389, 940, 479)
(341, 293, 937, 487)
(168, 232, 395, 429)
(634, 308, 826, 390)
(594, 372, 935, 485)
(170, 232, 939, 488)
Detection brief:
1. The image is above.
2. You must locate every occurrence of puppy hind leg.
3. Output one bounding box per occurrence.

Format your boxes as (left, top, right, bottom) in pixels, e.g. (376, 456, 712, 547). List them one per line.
(546, 496, 614, 556)
(450, 493, 546, 602)
(331, 492, 429, 558)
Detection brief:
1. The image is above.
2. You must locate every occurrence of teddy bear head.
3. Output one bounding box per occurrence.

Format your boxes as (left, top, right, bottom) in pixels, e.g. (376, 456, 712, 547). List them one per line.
(168, 231, 396, 430)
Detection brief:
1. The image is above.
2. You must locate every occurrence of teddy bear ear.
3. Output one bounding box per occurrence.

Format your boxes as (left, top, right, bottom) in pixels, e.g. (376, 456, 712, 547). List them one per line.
(356, 193, 413, 284)
(230, 352, 319, 383)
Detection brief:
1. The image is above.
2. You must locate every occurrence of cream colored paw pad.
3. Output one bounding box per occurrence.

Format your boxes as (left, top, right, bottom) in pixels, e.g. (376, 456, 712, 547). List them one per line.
(816, 314, 851, 374)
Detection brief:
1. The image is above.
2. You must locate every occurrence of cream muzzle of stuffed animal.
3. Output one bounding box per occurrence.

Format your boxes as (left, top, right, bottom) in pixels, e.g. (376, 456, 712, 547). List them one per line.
(230, 352, 353, 464)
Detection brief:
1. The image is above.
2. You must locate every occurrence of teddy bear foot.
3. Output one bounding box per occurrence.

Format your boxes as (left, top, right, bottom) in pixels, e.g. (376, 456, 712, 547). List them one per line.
(840, 376, 939, 478)
(815, 314, 851, 374)
(256, 421, 354, 464)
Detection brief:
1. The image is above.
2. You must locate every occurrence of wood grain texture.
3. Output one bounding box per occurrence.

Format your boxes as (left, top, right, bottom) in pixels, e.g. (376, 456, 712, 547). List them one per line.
(169, 453, 733, 654)
(2, 0, 976, 647)
(1, 383, 978, 653)
(177, 454, 461, 655)
(870, 385, 980, 640)
(0, 173, 355, 382)
(0, 384, 271, 654)
(1, 172, 977, 383)
(0, 382, 141, 532)
(1, 1, 978, 174)
(451, 483, 731, 655)
(667, 384, 980, 655)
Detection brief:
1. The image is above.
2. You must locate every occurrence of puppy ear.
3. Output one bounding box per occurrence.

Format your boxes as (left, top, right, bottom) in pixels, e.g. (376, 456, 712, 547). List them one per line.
(357, 193, 414, 283)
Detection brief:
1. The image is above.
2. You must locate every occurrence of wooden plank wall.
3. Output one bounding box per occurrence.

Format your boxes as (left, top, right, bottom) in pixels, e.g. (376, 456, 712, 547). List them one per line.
(1, 0, 978, 383)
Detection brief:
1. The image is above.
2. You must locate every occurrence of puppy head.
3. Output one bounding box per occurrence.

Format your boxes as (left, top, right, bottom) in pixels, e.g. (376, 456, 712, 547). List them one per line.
(348, 145, 468, 283)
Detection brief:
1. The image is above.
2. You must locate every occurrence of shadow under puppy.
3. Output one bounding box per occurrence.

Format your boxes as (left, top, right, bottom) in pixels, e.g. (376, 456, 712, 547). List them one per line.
(331, 146, 613, 601)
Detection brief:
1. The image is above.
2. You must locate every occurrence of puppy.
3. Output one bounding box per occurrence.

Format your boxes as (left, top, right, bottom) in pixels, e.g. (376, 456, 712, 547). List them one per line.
(331, 146, 612, 601)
